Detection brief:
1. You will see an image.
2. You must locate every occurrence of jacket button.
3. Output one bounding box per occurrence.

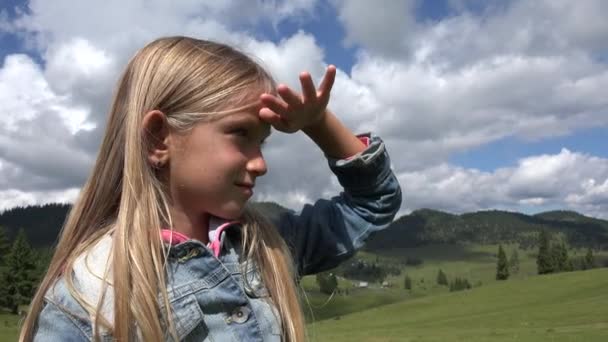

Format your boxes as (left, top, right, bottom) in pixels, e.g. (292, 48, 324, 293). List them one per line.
(229, 306, 251, 324)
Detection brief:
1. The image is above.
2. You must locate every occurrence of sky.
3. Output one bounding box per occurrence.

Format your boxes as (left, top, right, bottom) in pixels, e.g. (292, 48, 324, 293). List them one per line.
(0, 0, 607, 219)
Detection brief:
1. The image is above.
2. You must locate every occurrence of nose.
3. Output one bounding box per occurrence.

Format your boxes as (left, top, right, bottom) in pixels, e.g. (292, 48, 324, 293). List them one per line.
(246, 149, 267, 177)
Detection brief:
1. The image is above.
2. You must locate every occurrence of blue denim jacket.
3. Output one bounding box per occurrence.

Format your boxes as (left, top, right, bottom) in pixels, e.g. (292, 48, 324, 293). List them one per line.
(33, 134, 402, 341)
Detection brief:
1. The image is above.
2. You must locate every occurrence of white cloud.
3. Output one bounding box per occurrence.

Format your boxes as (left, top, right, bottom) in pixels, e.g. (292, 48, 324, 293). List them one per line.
(1, 0, 608, 219)
(331, 0, 417, 56)
(398, 149, 608, 219)
(256, 189, 313, 212)
(0, 188, 80, 212)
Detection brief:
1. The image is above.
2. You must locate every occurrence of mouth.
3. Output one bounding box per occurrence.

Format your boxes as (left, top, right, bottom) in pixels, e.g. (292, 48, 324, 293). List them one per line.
(235, 183, 254, 196)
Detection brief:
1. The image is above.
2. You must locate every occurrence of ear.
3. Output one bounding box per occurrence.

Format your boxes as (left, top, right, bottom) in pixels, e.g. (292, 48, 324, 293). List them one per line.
(142, 110, 172, 168)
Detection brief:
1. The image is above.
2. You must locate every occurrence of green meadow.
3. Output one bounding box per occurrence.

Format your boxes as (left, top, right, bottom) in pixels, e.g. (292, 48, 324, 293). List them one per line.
(307, 268, 608, 341)
(1, 244, 606, 341)
(0, 313, 19, 342)
(299, 244, 608, 341)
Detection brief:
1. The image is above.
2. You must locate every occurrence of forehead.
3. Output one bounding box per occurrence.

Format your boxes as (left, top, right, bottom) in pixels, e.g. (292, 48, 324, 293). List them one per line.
(219, 109, 272, 136)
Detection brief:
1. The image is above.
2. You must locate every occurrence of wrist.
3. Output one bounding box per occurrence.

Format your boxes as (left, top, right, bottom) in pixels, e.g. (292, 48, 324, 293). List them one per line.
(302, 109, 330, 137)
(302, 110, 366, 159)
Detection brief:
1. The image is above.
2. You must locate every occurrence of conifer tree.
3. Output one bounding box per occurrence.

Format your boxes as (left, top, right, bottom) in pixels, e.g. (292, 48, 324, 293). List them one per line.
(404, 275, 412, 290)
(496, 244, 509, 280)
(584, 248, 595, 270)
(537, 230, 554, 274)
(0, 229, 37, 314)
(0, 227, 6, 310)
(449, 277, 472, 292)
(316, 272, 338, 295)
(436, 269, 448, 286)
(552, 241, 570, 272)
(0, 226, 10, 263)
(509, 248, 520, 274)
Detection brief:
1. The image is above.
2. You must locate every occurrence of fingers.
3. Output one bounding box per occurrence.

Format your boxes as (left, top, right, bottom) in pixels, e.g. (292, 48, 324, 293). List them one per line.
(260, 93, 289, 116)
(299, 72, 317, 103)
(277, 84, 302, 107)
(318, 65, 336, 98)
(259, 107, 293, 133)
(259, 107, 283, 125)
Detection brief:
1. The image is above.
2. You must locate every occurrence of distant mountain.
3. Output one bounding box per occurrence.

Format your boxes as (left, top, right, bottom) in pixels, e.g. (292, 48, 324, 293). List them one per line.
(1, 203, 607, 250)
(0, 203, 70, 248)
(365, 208, 608, 251)
(248, 201, 289, 223)
(0, 202, 290, 248)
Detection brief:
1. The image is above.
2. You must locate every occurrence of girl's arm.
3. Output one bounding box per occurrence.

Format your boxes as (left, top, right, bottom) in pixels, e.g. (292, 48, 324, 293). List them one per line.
(301, 109, 366, 159)
(259, 65, 402, 276)
(275, 130, 401, 276)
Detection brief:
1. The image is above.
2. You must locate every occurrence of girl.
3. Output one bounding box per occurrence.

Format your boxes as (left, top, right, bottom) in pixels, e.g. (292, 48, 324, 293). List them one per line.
(20, 36, 402, 341)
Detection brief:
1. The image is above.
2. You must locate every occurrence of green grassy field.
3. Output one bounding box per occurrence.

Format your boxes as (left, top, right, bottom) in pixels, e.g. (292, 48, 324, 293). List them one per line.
(308, 268, 608, 341)
(370, 244, 605, 292)
(0, 313, 20, 342)
(2, 244, 606, 341)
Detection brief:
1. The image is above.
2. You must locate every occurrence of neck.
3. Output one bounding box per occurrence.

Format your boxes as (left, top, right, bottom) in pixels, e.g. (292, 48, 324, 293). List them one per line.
(168, 206, 210, 244)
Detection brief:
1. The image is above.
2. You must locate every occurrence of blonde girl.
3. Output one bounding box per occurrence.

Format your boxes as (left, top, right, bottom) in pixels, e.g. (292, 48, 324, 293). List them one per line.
(20, 36, 402, 341)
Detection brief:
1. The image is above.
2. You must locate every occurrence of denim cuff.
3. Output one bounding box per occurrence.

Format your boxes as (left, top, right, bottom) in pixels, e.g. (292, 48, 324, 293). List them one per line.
(327, 133, 392, 192)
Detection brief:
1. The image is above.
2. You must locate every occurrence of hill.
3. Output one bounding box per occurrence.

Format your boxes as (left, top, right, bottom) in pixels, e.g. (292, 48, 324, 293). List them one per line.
(2, 203, 607, 250)
(310, 268, 608, 341)
(366, 208, 608, 251)
(0, 202, 289, 248)
(0, 203, 70, 247)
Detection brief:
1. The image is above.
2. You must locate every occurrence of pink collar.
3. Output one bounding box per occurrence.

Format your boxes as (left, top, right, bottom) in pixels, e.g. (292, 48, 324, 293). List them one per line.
(160, 229, 190, 245)
(161, 216, 240, 257)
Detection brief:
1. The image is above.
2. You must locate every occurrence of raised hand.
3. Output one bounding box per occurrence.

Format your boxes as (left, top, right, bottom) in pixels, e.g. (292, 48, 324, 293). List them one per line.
(259, 65, 336, 133)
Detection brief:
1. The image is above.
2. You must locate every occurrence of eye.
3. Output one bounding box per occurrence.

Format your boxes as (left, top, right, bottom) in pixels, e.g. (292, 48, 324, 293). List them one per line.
(231, 128, 249, 138)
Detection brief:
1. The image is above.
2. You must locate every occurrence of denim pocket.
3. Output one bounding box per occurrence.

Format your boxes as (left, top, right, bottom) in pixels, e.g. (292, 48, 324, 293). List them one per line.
(161, 294, 205, 340)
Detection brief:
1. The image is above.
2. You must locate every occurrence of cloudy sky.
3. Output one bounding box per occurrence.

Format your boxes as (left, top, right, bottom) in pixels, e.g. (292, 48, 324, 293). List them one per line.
(0, 0, 607, 219)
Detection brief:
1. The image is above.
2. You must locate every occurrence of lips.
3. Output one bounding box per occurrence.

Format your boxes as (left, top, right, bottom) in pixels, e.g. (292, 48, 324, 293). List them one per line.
(235, 182, 254, 196)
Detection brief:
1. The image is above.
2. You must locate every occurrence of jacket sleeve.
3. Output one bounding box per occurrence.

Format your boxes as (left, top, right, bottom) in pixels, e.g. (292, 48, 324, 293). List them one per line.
(33, 300, 89, 342)
(276, 133, 402, 276)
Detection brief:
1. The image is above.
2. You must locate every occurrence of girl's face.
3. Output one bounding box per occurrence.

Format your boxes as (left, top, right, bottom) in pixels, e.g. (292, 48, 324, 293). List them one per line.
(167, 103, 271, 220)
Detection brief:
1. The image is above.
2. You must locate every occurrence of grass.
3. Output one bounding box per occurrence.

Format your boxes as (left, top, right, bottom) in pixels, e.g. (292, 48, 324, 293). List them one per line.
(301, 287, 412, 322)
(378, 244, 607, 292)
(0, 313, 20, 342)
(3, 244, 606, 341)
(308, 268, 608, 341)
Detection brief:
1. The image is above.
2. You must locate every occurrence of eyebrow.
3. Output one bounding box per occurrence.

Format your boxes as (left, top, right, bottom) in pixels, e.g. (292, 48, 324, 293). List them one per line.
(225, 114, 272, 138)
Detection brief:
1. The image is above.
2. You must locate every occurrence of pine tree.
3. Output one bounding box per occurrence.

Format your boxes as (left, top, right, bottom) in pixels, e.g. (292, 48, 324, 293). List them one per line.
(552, 241, 570, 272)
(496, 244, 509, 280)
(436, 269, 448, 286)
(316, 272, 338, 295)
(404, 275, 412, 290)
(509, 248, 520, 274)
(0, 229, 38, 314)
(0, 226, 10, 263)
(449, 277, 472, 292)
(537, 230, 554, 274)
(584, 248, 595, 270)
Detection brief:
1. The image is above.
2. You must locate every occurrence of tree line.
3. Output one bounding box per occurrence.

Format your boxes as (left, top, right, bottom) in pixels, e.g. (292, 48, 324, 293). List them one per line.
(0, 227, 45, 314)
(494, 229, 600, 282)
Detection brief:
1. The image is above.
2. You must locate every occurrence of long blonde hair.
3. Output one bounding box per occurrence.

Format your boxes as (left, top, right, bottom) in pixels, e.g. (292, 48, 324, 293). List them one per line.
(20, 36, 305, 341)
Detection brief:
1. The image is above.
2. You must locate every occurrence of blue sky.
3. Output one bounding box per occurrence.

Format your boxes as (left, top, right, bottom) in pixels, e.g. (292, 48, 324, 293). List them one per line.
(256, 0, 608, 173)
(451, 126, 608, 172)
(0, 0, 607, 218)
